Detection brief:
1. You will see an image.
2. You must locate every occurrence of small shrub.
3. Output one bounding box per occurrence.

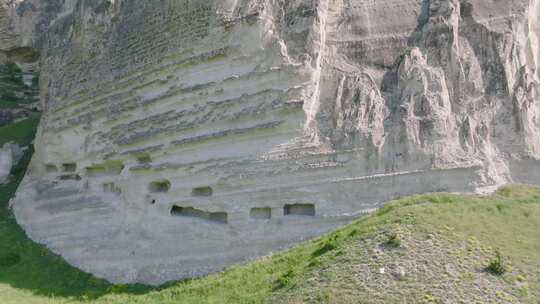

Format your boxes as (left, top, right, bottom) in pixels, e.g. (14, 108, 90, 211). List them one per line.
(107, 284, 128, 294)
(6, 62, 21, 74)
(273, 269, 295, 290)
(385, 233, 401, 248)
(486, 251, 506, 275)
(5, 62, 23, 85)
(312, 235, 339, 257)
(31, 74, 39, 88)
(1, 91, 18, 102)
(348, 229, 358, 237)
(307, 258, 321, 268)
(0, 252, 21, 268)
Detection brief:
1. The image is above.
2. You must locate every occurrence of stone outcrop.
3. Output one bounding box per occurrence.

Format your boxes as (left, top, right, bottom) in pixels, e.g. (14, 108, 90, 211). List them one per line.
(0, 142, 14, 183)
(4, 0, 540, 284)
(0, 142, 25, 184)
(0, 0, 41, 63)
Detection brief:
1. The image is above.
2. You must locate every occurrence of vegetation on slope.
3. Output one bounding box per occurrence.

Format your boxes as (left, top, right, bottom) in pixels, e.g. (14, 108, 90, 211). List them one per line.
(0, 117, 539, 303)
(0, 115, 40, 145)
(0, 63, 38, 106)
(273, 186, 540, 303)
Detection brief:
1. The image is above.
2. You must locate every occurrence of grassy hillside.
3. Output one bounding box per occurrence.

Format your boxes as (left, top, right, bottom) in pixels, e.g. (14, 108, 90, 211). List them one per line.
(0, 114, 40, 145)
(0, 118, 539, 303)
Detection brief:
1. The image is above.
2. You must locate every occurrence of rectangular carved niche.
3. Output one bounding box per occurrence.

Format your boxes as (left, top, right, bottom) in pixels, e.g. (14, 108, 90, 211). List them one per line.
(250, 207, 271, 219)
(45, 164, 58, 173)
(284, 204, 315, 216)
(59, 174, 81, 181)
(62, 163, 77, 172)
(170, 206, 227, 224)
(192, 186, 212, 197)
(149, 180, 171, 193)
(86, 160, 125, 177)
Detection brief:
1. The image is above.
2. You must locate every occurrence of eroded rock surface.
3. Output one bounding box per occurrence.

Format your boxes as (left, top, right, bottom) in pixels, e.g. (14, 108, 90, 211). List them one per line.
(0, 142, 14, 183)
(0, 142, 25, 183)
(5, 0, 540, 284)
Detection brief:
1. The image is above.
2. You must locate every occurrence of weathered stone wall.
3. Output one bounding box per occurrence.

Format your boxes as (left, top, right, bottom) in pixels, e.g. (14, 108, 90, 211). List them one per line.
(7, 0, 540, 284)
(0, 0, 62, 63)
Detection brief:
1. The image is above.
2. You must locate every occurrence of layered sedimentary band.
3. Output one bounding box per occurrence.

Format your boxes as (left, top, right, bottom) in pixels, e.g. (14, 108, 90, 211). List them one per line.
(5, 0, 540, 284)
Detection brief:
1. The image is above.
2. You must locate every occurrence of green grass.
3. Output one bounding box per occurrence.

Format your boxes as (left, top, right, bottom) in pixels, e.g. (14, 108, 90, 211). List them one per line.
(384, 232, 401, 248)
(0, 115, 40, 145)
(486, 251, 507, 275)
(0, 117, 539, 303)
(0, 99, 19, 109)
(1, 183, 539, 303)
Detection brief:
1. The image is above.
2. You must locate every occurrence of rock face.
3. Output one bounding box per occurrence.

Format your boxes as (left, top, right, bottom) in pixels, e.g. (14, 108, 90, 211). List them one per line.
(0, 142, 25, 184)
(0, 143, 14, 183)
(0, 0, 41, 63)
(5, 0, 540, 284)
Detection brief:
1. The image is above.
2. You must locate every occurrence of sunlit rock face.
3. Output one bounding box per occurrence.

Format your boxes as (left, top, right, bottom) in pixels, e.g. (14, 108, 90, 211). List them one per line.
(0, 0, 47, 63)
(7, 0, 540, 284)
(0, 0, 33, 58)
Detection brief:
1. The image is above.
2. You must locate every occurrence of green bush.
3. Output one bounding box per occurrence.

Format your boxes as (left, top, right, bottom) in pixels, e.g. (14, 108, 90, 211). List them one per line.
(0, 252, 21, 268)
(312, 235, 339, 257)
(5, 62, 23, 85)
(385, 233, 401, 248)
(273, 269, 295, 290)
(107, 284, 129, 294)
(31, 74, 39, 88)
(6, 62, 22, 75)
(486, 251, 506, 275)
(1, 91, 18, 102)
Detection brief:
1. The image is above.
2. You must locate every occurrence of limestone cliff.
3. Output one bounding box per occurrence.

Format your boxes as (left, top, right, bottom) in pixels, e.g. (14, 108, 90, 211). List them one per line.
(5, 0, 540, 284)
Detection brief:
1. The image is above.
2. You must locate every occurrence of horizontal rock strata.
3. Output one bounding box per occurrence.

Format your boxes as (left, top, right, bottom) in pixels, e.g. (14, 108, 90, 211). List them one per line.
(5, 0, 540, 284)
